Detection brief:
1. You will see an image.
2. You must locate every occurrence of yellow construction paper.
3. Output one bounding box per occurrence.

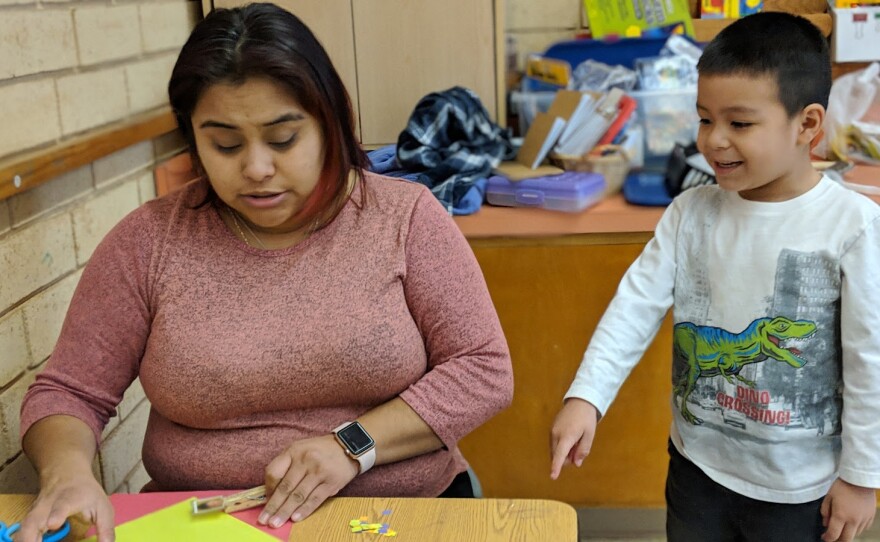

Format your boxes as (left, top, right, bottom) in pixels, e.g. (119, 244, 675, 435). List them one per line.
(82, 499, 276, 542)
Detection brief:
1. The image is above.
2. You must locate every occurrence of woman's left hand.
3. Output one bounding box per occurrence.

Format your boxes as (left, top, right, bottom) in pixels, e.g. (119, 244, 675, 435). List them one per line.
(259, 434, 359, 527)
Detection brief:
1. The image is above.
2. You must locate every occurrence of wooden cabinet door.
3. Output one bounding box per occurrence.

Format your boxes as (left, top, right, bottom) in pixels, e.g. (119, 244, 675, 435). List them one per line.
(352, 0, 497, 146)
(210, 0, 360, 135)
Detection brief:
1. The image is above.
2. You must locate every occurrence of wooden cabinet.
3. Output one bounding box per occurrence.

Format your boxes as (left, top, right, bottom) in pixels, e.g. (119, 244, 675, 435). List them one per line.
(458, 236, 673, 507)
(208, 0, 503, 147)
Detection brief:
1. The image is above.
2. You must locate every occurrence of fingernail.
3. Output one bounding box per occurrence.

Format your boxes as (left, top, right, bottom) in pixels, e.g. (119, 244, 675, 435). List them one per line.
(292, 513, 301, 522)
(270, 517, 283, 528)
(258, 513, 269, 524)
(576, 459, 583, 467)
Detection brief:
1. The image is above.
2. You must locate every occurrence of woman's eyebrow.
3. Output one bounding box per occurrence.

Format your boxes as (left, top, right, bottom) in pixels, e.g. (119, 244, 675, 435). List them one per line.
(198, 112, 305, 130)
(264, 112, 304, 126)
(199, 120, 237, 130)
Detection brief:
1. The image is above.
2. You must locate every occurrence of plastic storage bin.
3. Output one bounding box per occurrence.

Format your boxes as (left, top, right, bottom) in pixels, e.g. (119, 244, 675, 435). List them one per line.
(486, 172, 605, 212)
(629, 86, 698, 170)
(520, 37, 699, 169)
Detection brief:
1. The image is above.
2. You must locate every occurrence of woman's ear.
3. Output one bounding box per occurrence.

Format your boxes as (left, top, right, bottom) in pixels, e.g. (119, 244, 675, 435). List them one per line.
(797, 103, 825, 146)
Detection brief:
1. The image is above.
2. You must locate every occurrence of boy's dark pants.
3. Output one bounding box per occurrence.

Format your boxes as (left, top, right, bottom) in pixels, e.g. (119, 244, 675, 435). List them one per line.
(665, 441, 824, 541)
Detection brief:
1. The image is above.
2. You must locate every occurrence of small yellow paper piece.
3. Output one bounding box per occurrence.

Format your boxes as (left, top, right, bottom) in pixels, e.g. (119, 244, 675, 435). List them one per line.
(348, 517, 397, 537)
(82, 499, 277, 542)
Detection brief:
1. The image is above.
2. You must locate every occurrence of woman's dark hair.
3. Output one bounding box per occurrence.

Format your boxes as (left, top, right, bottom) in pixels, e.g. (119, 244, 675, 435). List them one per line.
(697, 12, 831, 118)
(168, 2, 367, 224)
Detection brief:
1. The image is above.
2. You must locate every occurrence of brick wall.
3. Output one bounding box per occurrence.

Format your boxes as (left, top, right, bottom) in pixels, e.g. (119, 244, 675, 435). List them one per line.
(0, 0, 199, 495)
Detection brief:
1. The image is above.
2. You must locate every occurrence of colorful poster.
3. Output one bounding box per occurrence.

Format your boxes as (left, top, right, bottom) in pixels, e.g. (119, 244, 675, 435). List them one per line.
(584, 0, 696, 39)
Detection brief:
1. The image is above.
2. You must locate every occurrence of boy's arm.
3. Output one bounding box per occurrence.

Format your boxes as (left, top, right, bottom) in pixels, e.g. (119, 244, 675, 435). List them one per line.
(564, 199, 681, 415)
(838, 216, 880, 490)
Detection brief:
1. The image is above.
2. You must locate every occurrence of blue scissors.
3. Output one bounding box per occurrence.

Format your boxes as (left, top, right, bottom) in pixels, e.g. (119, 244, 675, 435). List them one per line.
(0, 520, 70, 542)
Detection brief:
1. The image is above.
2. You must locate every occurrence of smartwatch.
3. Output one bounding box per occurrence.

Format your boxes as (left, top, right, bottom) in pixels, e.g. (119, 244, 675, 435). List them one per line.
(333, 421, 376, 474)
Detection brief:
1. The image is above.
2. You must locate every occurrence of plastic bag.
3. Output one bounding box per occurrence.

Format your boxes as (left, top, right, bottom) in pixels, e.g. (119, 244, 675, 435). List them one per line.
(818, 62, 880, 163)
(571, 59, 637, 92)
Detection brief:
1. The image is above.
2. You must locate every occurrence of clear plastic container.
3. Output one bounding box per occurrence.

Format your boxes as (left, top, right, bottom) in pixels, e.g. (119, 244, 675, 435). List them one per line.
(629, 86, 698, 170)
(509, 87, 698, 170)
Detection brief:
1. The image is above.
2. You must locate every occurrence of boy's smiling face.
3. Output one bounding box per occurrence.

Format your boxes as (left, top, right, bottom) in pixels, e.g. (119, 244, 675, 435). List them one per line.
(696, 73, 822, 202)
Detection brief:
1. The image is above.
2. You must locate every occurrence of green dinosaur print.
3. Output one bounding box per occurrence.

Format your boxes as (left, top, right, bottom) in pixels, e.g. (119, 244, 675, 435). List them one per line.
(673, 316, 816, 425)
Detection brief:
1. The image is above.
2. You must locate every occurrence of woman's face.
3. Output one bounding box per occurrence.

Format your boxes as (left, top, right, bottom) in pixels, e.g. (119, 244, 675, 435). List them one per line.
(191, 77, 325, 233)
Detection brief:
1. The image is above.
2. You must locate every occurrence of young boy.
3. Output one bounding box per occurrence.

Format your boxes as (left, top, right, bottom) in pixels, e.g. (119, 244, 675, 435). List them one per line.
(551, 12, 880, 542)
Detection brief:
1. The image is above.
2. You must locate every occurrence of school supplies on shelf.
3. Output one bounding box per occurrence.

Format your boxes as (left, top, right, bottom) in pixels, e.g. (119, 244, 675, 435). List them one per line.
(515, 89, 603, 169)
(554, 89, 625, 157)
(597, 93, 637, 146)
(516, 113, 566, 169)
(551, 90, 601, 154)
(525, 55, 572, 88)
(551, 144, 631, 195)
(514, 87, 639, 171)
(700, 0, 763, 19)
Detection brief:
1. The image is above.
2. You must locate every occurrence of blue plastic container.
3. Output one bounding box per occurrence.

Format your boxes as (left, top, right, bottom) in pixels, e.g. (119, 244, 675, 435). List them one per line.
(523, 37, 670, 92)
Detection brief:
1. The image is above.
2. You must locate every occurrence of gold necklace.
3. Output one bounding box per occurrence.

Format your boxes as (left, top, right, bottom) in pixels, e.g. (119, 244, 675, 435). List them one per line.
(222, 175, 355, 249)
(225, 207, 267, 249)
(224, 206, 323, 249)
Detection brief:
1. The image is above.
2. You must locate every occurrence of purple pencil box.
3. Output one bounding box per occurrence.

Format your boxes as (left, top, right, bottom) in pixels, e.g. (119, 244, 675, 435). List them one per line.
(485, 171, 605, 213)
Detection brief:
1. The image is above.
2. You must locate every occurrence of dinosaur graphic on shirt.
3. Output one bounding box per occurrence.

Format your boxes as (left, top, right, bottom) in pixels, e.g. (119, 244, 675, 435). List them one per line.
(673, 316, 816, 425)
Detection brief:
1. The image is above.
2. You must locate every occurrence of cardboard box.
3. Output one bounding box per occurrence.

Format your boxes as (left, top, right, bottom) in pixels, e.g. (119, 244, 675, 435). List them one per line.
(830, 0, 880, 62)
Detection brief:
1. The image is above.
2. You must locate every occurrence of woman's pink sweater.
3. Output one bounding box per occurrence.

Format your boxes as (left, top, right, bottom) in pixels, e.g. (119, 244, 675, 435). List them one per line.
(21, 172, 513, 496)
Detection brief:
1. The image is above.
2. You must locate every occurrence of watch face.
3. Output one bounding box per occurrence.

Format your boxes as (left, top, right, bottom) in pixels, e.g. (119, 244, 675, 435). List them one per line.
(337, 422, 374, 456)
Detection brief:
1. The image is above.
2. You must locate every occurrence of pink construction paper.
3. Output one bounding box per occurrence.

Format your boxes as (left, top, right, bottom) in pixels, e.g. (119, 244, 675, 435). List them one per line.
(84, 490, 292, 541)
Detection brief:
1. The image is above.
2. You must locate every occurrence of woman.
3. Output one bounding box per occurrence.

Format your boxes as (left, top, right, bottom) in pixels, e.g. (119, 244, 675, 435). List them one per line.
(18, 4, 513, 541)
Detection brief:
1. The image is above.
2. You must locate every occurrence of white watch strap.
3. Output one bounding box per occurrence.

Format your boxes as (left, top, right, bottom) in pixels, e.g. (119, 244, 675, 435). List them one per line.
(333, 422, 376, 474)
(357, 447, 376, 474)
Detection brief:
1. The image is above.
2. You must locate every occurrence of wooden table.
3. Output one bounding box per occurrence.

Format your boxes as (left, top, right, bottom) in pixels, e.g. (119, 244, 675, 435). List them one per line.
(0, 494, 578, 542)
(290, 497, 577, 541)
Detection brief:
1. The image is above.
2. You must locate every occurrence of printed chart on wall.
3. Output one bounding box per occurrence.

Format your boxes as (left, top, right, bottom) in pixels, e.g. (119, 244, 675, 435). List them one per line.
(583, 0, 695, 39)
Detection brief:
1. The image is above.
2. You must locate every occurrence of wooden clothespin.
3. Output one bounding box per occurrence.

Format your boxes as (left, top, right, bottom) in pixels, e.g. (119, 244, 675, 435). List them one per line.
(191, 485, 267, 515)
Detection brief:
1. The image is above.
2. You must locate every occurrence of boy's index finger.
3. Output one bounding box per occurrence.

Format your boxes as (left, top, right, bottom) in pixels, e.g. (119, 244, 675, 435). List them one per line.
(550, 436, 576, 479)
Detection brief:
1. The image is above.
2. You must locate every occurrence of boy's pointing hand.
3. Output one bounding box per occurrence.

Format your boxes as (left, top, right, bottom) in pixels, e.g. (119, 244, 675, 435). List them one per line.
(550, 398, 600, 480)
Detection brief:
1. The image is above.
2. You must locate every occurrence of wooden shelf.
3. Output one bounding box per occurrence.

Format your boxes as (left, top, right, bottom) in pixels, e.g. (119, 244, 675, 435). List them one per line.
(692, 12, 832, 42)
(0, 108, 177, 203)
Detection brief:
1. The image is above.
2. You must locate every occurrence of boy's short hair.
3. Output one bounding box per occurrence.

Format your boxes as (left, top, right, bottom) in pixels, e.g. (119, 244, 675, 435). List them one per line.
(697, 12, 831, 117)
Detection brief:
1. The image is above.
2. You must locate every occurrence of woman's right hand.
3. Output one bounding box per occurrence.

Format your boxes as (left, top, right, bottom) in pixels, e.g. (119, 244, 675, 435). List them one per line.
(549, 398, 600, 480)
(17, 463, 115, 542)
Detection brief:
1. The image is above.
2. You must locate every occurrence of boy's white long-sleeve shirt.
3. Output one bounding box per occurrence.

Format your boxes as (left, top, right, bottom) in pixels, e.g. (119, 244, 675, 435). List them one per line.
(566, 177, 880, 503)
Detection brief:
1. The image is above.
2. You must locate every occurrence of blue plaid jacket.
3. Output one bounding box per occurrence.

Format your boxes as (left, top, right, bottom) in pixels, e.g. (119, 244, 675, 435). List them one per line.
(396, 87, 515, 212)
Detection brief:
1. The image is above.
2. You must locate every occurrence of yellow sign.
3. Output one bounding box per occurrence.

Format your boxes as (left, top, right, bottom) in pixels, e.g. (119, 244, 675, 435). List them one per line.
(526, 56, 572, 87)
